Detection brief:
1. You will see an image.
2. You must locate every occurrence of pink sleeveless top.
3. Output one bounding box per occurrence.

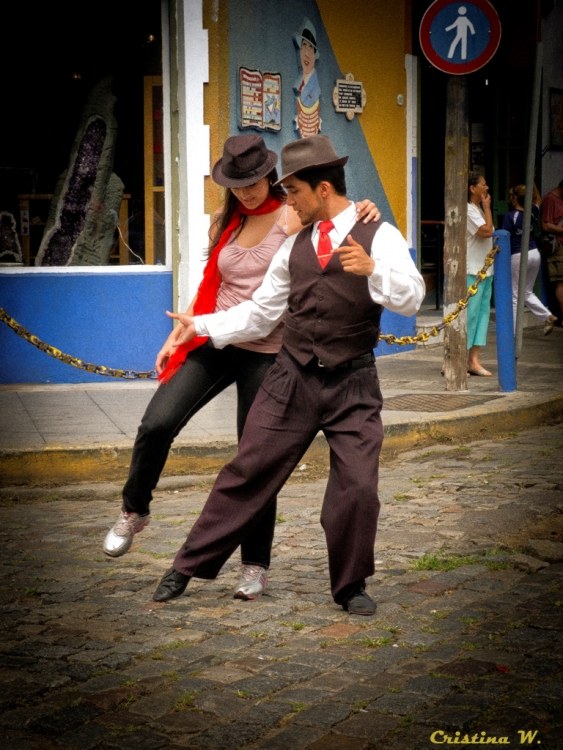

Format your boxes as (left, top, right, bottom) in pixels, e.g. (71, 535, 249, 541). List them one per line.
(214, 216, 286, 353)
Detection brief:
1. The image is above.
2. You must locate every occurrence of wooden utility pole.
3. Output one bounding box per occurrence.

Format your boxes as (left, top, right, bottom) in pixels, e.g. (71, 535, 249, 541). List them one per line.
(443, 75, 469, 391)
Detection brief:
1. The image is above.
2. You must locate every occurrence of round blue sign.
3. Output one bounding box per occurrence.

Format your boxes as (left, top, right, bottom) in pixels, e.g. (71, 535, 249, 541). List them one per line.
(420, 0, 501, 75)
(431, 5, 490, 63)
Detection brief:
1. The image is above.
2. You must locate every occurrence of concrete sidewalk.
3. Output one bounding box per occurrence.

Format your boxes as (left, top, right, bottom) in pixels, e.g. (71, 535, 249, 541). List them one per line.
(1, 323, 562, 487)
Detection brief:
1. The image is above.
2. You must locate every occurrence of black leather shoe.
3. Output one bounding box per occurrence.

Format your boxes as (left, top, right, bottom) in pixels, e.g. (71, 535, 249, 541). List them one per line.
(153, 567, 190, 602)
(342, 587, 377, 616)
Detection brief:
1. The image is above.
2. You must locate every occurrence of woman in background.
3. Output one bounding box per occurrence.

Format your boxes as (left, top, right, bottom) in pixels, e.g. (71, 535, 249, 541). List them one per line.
(502, 184, 557, 335)
(466, 172, 494, 376)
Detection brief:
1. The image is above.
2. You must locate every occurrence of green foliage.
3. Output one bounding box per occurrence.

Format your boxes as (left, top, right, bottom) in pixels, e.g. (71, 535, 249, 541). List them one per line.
(410, 552, 480, 571)
(89, 668, 111, 678)
(357, 635, 393, 648)
(137, 549, 171, 559)
(161, 671, 180, 682)
(381, 625, 401, 634)
(399, 712, 414, 726)
(459, 617, 482, 626)
(119, 694, 139, 709)
(174, 691, 198, 710)
(280, 621, 304, 631)
(351, 699, 370, 713)
(431, 610, 451, 620)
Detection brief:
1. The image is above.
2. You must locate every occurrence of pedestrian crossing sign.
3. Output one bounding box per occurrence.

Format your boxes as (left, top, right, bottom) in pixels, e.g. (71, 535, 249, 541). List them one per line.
(420, 0, 501, 75)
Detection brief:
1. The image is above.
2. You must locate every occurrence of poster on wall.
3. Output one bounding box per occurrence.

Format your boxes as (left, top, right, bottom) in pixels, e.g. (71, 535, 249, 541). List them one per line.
(239, 68, 281, 132)
(332, 73, 366, 121)
(293, 18, 321, 138)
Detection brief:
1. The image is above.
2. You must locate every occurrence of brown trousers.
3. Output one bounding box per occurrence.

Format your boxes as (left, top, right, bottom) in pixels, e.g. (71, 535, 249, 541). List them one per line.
(173, 348, 383, 604)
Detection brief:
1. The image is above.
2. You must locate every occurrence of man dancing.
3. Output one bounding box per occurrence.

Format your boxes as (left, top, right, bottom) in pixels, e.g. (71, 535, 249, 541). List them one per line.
(153, 135, 424, 615)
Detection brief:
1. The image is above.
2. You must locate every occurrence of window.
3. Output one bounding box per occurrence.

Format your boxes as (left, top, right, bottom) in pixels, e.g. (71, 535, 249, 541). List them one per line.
(0, 1, 167, 267)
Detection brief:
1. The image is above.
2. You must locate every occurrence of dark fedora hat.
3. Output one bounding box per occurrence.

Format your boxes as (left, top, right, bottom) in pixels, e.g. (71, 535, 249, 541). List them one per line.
(212, 135, 278, 188)
(274, 135, 348, 185)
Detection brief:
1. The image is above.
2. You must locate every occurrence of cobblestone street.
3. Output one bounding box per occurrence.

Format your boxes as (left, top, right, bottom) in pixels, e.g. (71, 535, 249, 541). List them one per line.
(1, 423, 562, 750)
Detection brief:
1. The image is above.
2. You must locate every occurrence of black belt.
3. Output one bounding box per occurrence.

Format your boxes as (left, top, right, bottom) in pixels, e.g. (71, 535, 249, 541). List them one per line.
(316, 352, 374, 370)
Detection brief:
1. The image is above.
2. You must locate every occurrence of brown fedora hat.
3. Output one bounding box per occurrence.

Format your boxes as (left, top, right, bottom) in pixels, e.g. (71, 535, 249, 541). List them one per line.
(274, 135, 348, 185)
(212, 135, 278, 188)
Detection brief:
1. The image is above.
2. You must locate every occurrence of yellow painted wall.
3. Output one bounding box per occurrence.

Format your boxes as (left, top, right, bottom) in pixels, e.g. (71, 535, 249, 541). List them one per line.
(203, 0, 230, 219)
(317, 0, 408, 235)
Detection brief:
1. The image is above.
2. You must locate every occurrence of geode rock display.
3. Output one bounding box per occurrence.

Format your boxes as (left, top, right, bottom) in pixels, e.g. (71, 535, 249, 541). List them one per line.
(0, 212, 23, 265)
(36, 77, 124, 266)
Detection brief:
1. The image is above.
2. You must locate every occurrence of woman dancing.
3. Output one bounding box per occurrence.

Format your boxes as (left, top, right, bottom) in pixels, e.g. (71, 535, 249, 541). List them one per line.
(103, 134, 379, 600)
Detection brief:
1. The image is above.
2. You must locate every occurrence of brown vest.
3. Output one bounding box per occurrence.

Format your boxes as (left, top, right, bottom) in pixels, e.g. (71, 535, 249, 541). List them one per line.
(283, 218, 383, 368)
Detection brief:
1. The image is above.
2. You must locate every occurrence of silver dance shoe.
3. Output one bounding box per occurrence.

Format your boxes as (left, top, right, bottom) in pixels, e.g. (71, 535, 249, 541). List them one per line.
(234, 564, 268, 600)
(103, 511, 150, 557)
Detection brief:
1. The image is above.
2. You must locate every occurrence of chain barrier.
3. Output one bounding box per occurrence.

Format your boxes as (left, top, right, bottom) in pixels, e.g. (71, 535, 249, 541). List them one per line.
(0, 308, 157, 380)
(0, 244, 498, 377)
(379, 242, 499, 346)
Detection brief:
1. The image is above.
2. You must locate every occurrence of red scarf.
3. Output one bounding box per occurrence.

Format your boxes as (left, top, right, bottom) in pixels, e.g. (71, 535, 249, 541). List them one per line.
(158, 193, 284, 384)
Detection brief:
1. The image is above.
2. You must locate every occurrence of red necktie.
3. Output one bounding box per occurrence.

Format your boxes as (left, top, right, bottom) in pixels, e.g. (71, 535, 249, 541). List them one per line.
(317, 220, 334, 269)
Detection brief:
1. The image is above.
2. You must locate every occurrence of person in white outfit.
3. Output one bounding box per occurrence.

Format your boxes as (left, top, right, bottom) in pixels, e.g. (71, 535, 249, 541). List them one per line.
(502, 184, 557, 335)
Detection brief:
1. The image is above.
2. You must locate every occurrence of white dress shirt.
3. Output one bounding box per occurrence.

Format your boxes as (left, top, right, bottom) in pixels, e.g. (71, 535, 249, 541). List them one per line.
(195, 202, 425, 349)
(467, 202, 494, 276)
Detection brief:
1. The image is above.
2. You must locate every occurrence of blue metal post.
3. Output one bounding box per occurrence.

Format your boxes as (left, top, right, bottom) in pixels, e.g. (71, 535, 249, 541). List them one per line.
(493, 229, 517, 392)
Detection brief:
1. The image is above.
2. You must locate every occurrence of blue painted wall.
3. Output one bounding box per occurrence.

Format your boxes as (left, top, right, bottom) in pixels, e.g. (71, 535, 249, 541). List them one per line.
(0, 272, 172, 383)
(229, 0, 395, 225)
(229, 0, 416, 355)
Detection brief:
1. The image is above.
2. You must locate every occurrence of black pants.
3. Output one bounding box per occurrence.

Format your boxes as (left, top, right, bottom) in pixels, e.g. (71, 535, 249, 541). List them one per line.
(122, 343, 277, 568)
(173, 348, 383, 604)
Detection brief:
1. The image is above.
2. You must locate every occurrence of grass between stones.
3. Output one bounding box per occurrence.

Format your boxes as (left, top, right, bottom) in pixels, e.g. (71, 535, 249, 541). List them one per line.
(356, 636, 394, 648)
(174, 690, 198, 710)
(409, 549, 510, 572)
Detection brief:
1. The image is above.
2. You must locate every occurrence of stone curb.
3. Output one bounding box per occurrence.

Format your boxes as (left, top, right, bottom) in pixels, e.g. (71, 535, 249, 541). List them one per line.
(382, 393, 563, 454)
(2, 393, 562, 487)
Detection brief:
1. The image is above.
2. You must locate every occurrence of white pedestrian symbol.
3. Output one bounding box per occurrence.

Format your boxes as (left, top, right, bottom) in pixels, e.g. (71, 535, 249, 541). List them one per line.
(445, 6, 475, 60)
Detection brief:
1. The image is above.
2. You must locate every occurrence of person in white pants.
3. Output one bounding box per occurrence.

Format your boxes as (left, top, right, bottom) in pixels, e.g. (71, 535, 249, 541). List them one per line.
(502, 184, 557, 335)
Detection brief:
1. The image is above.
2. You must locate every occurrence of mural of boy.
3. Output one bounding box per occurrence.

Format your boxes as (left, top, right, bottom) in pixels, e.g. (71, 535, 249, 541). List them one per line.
(293, 18, 321, 138)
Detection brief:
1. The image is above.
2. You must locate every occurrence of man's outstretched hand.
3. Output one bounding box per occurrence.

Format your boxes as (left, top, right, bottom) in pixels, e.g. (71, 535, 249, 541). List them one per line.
(166, 312, 197, 346)
(331, 235, 375, 276)
(155, 312, 199, 373)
